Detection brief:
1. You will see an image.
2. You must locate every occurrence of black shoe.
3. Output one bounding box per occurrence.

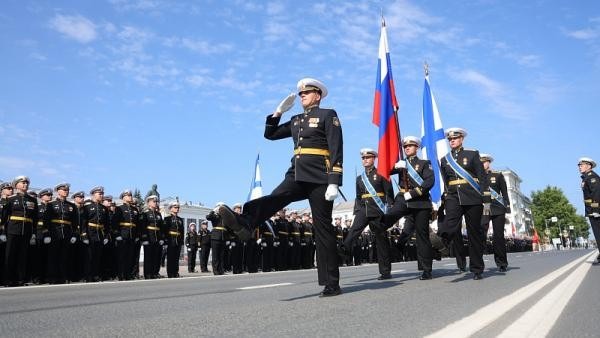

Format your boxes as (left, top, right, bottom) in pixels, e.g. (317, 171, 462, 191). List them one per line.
(319, 285, 342, 297)
(217, 205, 253, 241)
(206, 210, 221, 224)
(499, 266, 507, 272)
(377, 274, 392, 280)
(420, 271, 432, 280)
(473, 272, 483, 280)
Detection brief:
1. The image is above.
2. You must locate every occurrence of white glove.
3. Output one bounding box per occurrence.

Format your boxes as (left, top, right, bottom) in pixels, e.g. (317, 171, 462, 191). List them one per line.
(103, 238, 109, 245)
(135, 238, 140, 242)
(403, 192, 413, 201)
(187, 248, 191, 252)
(159, 240, 164, 245)
(225, 241, 230, 246)
(70, 237, 77, 244)
(275, 93, 296, 114)
(274, 241, 280, 247)
(43, 237, 51, 244)
(83, 239, 90, 245)
(483, 203, 491, 216)
(592, 212, 600, 218)
(30, 235, 37, 245)
(142, 241, 149, 245)
(289, 242, 294, 247)
(0, 234, 6, 242)
(116, 236, 123, 241)
(231, 242, 236, 247)
(256, 238, 262, 245)
(394, 160, 407, 169)
(301, 242, 306, 246)
(325, 184, 339, 201)
(261, 242, 267, 247)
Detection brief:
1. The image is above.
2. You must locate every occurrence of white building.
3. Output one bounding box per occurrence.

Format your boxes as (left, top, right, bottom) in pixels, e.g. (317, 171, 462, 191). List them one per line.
(500, 168, 534, 237)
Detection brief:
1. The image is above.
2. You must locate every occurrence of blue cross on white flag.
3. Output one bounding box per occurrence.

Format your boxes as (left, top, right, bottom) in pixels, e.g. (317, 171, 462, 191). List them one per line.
(421, 74, 448, 205)
(247, 153, 263, 201)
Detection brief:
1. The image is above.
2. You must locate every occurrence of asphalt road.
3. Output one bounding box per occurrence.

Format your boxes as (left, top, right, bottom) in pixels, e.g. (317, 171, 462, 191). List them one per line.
(1, 249, 598, 337)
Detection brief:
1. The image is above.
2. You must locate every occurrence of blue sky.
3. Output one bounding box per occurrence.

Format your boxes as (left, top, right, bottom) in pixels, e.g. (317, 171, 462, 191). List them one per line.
(1, 0, 599, 216)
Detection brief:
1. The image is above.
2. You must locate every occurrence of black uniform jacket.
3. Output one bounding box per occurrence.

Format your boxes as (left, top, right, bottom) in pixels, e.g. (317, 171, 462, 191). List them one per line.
(440, 147, 491, 205)
(139, 208, 163, 243)
(264, 105, 343, 185)
(46, 198, 78, 240)
(581, 170, 600, 215)
(163, 214, 184, 246)
(392, 156, 435, 209)
(112, 203, 139, 240)
(1, 193, 38, 236)
(83, 202, 110, 242)
(354, 166, 394, 217)
(486, 170, 510, 215)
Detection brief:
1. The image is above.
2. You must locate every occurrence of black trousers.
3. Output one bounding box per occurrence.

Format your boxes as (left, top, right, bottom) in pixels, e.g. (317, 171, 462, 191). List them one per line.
(86, 241, 103, 281)
(301, 242, 315, 269)
(243, 177, 339, 287)
(131, 240, 141, 278)
(211, 240, 225, 275)
(143, 242, 161, 278)
(0, 242, 5, 284)
(167, 245, 181, 277)
(187, 246, 197, 272)
(5, 234, 29, 285)
(200, 244, 211, 272)
(244, 241, 259, 273)
(47, 238, 70, 283)
(381, 198, 433, 272)
(483, 214, 508, 268)
(116, 239, 134, 280)
(274, 241, 288, 271)
(230, 241, 243, 274)
(344, 212, 391, 275)
(588, 217, 600, 251)
(439, 196, 485, 273)
(261, 242, 274, 272)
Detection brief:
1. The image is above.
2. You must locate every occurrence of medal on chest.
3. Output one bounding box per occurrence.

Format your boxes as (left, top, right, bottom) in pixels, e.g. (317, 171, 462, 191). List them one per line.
(462, 157, 468, 166)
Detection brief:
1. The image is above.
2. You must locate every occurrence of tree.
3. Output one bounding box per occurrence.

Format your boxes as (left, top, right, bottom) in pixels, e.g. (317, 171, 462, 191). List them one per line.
(531, 186, 590, 240)
(133, 188, 145, 210)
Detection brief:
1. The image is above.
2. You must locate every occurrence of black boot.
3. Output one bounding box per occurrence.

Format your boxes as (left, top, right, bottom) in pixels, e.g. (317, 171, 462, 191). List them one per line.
(217, 205, 253, 241)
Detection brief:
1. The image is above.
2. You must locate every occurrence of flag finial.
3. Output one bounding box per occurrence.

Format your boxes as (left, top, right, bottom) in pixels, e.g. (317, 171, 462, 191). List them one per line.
(380, 10, 385, 27)
(424, 61, 429, 76)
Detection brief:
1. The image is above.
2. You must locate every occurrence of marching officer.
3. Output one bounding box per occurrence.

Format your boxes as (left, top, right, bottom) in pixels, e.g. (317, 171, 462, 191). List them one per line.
(579, 157, 600, 264)
(0, 182, 14, 284)
(45, 183, 78, 284)
(480, 154, 511, 272)
(2, 176, 38, 287)
(112, 190, 139, 280)
(342, 148, 394, 279)
(198, 220, 211, 273)
(139, 195, 164, 279)
(214, 78, 344, 297)
(438, 128, 490, 280)
(82, 186, 110, 282)
(163, 201, 184, 278)
(185, 223, 199, 273)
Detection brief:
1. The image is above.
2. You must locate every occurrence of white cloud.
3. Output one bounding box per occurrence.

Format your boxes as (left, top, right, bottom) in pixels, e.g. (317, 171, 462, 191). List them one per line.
(180, 37, 233, 55)
(266, 2, 285, 15)
(566, 28, 599, 40)
(49, 14, 97, 43)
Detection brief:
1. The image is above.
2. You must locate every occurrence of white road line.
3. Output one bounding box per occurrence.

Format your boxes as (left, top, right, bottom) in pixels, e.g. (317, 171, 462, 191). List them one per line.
(497, 253, 595, 337)
(390, 270, 405, 273)
(425, 250, 597, 338)
(443, 263, 456, 266)
(237, 283, 293, 290)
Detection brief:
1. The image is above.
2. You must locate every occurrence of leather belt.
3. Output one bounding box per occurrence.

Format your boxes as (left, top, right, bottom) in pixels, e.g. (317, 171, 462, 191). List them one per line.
(88, 222, 103, 228)
(361, 192, 385, 199)
(119, 222, 135, 227)
(214, 227, 226, 231)
(292, 232, 301, 236)
(263, 231, 273, 236)
(293, 147, 330, 156)
(169, 231, 180, 236)
(147, 226, 160, 231)
(278, 231, 288, 235)
(304, 232, 313, 236)
(10, 216, 33, 223)
(37, 221, 44, 226)
(52, 219, 72, 225)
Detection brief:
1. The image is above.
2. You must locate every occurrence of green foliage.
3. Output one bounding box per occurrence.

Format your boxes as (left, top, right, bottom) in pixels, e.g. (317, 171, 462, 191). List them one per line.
(133, 188, 145, 210)
(531, 186, 590, 239)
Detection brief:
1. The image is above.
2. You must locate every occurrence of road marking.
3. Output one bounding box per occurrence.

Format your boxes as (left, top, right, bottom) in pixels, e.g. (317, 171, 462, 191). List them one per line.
(426, 250, 597, 338)
(497, 253, 595, 337)
(390, 269, 405, 273)
(237, 283, 293, 290)
(443, 263, 456, 266)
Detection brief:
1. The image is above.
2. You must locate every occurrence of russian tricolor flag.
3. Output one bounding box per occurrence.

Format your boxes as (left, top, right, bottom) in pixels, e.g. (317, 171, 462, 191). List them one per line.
(372, 18, 401, 181)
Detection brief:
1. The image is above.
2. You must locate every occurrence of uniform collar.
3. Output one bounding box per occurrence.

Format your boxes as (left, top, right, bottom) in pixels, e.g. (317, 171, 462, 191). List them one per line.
(303, 104, 319, 113)
(365, 165, 376, 174)
(452, 147, 463, 154)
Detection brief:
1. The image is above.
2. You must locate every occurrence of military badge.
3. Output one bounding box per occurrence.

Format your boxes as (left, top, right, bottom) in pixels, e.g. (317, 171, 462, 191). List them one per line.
(415, 164, 420, 171)
(592, 178, 597, 183)
(309, 117, 320, 128)
(332, 116, 341, 127)
(462, 158, 468, 166)
(491, 177, 496, 184)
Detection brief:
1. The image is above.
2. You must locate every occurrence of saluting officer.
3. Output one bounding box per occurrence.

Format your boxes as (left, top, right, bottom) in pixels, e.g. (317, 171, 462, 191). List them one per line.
(1, 176, 38, 286)
(112, 190, 139, 280)
(139, 195, 164, 279)
(215, 78, 344, 297)
(45, 183, 78, 284)
(438, 128, 490, 280)
(343, 148, 394, 279)
(82, 186, 110, 282)
(163, 201, 184, 278)
(579, 157, 600, 264)
(480, 154, 511, 272)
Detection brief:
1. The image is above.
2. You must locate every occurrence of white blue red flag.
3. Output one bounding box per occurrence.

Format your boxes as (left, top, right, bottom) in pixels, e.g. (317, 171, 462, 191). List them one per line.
(420, 73, 448, 204)
(247, 153, 263, 201)
(372, 18, 401, 181)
